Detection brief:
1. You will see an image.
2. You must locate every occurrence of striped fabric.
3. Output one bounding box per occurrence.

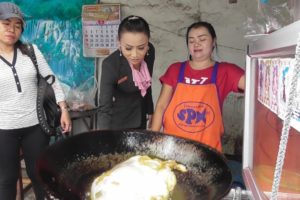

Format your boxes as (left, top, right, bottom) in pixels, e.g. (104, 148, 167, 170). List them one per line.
(0, 44, 65, 129)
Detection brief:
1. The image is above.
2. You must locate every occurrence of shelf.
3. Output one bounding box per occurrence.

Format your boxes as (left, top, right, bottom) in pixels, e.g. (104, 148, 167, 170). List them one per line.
(248, 20, 300, 57)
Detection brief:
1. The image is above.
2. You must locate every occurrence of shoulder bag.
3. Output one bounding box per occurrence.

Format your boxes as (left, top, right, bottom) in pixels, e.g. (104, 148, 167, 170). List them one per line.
(27, 44, 62, 136)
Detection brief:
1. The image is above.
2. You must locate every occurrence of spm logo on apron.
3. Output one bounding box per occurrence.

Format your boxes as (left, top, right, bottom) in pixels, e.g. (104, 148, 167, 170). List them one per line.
(163, 62, 224, 151)
(173, 101, 215, 133)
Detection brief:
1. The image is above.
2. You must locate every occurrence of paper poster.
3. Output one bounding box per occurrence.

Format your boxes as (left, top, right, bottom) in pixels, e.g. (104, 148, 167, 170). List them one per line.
(269, 59, 279, 113)
(258, 58, 300, 131)
(82, 4, 121, 57)
(258, 59, 271, 108)
(291, 83, 300, 131)
(278, 59, 294, 119)
(290, 59, 300, 132)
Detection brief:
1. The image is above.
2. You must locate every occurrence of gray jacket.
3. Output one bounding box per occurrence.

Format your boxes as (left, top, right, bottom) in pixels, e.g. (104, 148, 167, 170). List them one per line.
(98, 43, 155, 130)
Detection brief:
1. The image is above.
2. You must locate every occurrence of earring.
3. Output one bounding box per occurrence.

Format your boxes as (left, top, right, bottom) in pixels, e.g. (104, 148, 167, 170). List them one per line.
(146, 51, 149, 56)
(119, 50, 122, 57)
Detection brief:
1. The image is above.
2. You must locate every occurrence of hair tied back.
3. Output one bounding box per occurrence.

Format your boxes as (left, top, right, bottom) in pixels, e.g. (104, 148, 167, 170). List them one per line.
(128, 16, 140, 20)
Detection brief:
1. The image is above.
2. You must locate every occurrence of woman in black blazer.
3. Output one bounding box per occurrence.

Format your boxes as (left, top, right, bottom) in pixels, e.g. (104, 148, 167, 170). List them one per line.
(98, 15, 155, 130)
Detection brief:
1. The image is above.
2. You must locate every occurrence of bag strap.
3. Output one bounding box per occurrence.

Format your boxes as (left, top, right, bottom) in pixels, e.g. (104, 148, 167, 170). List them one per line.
(27, 44, 40, 75)
(27, 44, 55, 85)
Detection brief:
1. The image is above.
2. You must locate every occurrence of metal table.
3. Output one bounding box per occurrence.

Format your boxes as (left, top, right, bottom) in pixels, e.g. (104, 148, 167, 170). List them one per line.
(69, 107, 101, 134)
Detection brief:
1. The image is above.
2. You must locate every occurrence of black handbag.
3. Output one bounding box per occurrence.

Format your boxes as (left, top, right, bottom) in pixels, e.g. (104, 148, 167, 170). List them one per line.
(27, 44, 62, 136)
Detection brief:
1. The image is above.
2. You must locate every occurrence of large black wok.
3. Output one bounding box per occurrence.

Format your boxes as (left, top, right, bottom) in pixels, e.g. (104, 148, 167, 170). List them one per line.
(36, 130, 232, 200)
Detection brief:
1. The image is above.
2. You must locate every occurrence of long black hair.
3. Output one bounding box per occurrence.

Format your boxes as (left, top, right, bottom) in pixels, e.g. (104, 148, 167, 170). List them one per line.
(15, 40, 30, 56)
(118, 15, 150, 39)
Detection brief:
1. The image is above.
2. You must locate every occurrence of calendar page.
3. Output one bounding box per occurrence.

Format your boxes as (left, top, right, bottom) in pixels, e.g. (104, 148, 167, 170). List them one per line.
(82, 4, 121, 57)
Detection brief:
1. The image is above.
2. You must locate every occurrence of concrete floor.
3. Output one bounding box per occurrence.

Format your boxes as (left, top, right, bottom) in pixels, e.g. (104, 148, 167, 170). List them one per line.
(24, 188, 35, 200)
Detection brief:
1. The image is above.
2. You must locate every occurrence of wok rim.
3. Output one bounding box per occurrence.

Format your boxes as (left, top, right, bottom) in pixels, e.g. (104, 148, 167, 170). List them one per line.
(36, 130, 233, 200)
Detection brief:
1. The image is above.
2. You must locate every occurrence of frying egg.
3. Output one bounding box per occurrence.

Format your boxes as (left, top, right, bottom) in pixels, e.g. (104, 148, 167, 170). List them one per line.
(90, 155, 187, 200)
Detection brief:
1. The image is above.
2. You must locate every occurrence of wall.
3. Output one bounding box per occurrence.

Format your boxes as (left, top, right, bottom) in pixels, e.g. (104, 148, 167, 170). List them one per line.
(91, 0, 296, 154)
(95, 0, 258, 154)
(18, 0, 288, 154)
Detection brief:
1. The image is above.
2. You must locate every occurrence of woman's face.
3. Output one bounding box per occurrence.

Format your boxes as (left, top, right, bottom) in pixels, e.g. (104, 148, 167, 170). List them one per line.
(119, 32, 149, 68)
(187, 27, 215, 61)
(0, 18, 22, 46)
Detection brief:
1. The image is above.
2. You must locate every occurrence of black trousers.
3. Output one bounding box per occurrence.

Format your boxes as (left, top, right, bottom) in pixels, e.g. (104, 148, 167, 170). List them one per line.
(0, 124, 49, 200)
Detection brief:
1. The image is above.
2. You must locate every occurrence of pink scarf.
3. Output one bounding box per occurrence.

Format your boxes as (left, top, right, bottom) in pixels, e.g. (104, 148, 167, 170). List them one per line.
(130, 61, 151, 97)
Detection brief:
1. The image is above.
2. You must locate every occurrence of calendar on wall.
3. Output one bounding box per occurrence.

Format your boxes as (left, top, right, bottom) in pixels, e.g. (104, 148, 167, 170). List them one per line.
(82, 4, 121, 57)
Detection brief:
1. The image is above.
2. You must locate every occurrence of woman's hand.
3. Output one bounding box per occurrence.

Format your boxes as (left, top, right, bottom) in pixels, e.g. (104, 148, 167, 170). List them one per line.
(60, 110, 72, 133)
(58, 101, 72, 134)
(151, 84, 173, 132)
(147, 114, 153, 129)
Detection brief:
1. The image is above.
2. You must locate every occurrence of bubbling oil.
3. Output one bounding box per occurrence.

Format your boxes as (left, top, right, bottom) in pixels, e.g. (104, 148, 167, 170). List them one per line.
(58, 153, 209, 200)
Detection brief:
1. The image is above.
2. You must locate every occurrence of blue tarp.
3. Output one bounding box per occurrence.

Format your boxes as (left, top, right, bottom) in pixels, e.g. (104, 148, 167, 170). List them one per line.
(6, 0, 97, 90)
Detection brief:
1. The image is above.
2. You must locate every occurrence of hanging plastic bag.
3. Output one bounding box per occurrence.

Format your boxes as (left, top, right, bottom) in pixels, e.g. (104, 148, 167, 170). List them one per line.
(243, 0, 293, 36)
(67, 76, 98, 111)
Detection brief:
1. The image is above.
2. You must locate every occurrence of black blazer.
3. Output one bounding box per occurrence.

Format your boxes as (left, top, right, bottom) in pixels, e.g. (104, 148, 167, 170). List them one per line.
(98, 43, 155, 130)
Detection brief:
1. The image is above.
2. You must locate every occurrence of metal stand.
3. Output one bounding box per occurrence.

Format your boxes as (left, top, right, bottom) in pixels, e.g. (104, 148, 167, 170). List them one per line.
(69, 107, 101, 134)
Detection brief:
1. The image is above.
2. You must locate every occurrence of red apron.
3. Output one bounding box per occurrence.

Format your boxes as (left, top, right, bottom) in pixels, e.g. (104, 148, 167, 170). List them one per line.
(163, 62, 224, 152)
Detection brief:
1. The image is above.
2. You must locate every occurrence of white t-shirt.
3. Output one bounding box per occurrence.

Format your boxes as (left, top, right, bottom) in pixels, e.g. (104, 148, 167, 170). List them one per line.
(0, 44, 65, 129)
